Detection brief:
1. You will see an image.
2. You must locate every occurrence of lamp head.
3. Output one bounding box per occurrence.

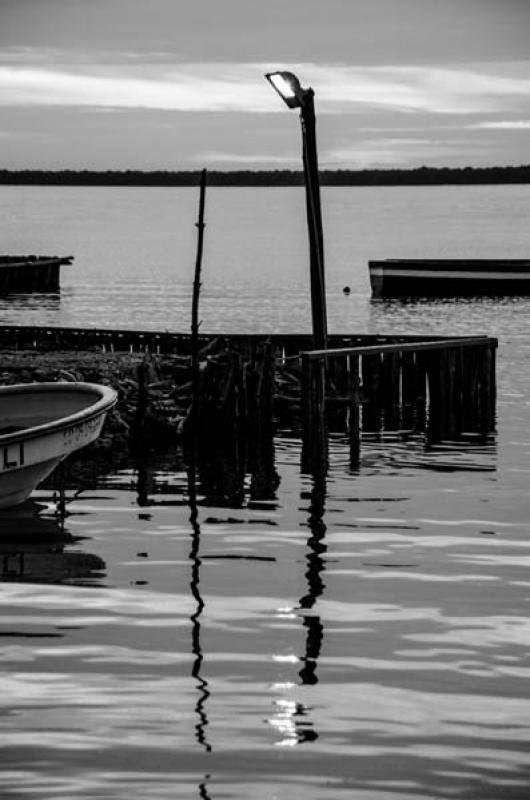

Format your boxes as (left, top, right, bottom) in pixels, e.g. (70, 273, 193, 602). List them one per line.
(265, 70, 309, 109)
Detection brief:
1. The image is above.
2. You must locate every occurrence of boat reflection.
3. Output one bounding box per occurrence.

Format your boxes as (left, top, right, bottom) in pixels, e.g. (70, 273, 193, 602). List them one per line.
(0, 292, 61, 317)
(0, 501, 105, 585)
(269, 433, 328, 747)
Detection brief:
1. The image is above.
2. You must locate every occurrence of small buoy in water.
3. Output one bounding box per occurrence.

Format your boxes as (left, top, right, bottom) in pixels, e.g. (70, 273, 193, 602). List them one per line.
(343, 286, 351, 295)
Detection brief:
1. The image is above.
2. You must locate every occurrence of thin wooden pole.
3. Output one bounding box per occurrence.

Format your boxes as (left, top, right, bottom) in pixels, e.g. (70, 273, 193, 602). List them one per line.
(188, 169, 207, 500)
(191, 169, 207, 400)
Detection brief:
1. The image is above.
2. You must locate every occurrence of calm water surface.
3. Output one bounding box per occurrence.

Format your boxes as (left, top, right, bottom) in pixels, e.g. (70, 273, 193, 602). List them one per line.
(1, 185, 530, 798)
(0, 183, 529, 333)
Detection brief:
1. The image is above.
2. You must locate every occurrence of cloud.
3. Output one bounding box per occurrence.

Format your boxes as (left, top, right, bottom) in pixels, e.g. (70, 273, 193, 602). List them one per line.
(0, 61, 529, 116)
(0, 65, 274, 112)
(320, 134, 486, 168)
(306, 63, 530, 114)
(205, 136, 483, 170)
(469, 119, 530, 129)
(199, 151, 297, 164)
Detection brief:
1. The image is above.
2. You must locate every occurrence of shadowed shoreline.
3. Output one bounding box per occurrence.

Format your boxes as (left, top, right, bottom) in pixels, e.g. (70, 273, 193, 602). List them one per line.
(1, 165, 529, 186)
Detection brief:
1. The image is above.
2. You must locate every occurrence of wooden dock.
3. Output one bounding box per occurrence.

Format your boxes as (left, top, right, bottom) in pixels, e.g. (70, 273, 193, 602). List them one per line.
(0, 326, 497, 436)
(300, 335, 497, 471)
(369, 259, 530, 298)
(0, 325, 498, 482)
(0, 324, 477, 357)
(0, 256, 72, 293)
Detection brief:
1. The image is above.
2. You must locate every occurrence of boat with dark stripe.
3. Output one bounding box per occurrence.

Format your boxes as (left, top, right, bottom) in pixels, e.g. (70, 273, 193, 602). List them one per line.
(369, 259, 530, 298)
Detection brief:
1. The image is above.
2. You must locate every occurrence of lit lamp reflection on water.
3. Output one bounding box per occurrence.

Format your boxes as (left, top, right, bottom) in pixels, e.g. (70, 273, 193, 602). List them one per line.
(269, 449, 328, 746)
(268, 694, 318, 747)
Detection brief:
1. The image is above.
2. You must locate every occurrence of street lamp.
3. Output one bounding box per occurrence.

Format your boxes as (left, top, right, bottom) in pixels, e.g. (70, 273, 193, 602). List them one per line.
(265, 70, 327, 351)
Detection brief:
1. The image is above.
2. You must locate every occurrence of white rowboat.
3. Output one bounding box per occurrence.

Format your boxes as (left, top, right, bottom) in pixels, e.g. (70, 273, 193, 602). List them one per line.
(0, 382, 117, 509)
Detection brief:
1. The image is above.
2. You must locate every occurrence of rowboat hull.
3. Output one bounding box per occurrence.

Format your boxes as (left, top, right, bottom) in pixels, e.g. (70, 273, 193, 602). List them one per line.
(0, 382, 117, 509)
(369, 259, 530, 299)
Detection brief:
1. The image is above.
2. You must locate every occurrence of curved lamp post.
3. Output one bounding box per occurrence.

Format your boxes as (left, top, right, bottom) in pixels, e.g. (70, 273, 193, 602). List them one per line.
(265, 71, 327, 351)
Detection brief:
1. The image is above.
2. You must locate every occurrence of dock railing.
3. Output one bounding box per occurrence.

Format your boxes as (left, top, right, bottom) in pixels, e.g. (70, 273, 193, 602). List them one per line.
(300, 335, 497, 471)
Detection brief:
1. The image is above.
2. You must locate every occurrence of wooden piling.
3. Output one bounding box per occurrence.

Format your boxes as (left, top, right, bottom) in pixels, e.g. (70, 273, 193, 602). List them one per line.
(247, 342, 279, 500)
(479, 343, 496, 438)
(134, 361, 149, 438)
(301, 354, 327, 474)
(488, 340, 497, 429)
(400, 350, 416, 430)
(461, 345, 481, 434)
(361, 353, 383, 433)
(382, 351, 400, 431)
(325, 354, 349, 433)
(445, 348, 458, 439)
(347, 354, 361, 469)
(196, 351, 246, 507)
(426, 349, 445, 443)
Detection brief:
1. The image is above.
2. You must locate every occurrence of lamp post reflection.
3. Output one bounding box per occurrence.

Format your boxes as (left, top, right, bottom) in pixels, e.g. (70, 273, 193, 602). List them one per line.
(299, 456, 327, 687)
(269, 697, 318, 746)
(269, 434, 328, 746)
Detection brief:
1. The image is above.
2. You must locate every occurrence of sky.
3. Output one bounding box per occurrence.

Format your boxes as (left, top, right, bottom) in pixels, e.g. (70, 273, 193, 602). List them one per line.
(0, 0, 529, 171)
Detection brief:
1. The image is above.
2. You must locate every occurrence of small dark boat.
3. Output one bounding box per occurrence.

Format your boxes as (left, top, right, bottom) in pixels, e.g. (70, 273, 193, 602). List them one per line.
(369, 259, 530, 299)
(0, 255, 73, 293)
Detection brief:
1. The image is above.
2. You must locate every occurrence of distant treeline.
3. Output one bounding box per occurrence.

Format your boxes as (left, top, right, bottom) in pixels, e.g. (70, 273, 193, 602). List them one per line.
(1, 165, 530, 186)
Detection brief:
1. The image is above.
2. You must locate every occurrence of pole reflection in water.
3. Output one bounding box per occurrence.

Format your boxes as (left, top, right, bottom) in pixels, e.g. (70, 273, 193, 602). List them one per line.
(299, 457, 327, 689)
(134, 443, 155, 508)
(198, 775, 211, 800)
(187, 464, 212, 755)
(136, 457, 152, 507)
